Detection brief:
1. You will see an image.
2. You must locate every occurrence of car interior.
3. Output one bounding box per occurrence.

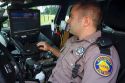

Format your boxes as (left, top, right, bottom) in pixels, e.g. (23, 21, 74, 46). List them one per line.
(0, 0, 125, 83)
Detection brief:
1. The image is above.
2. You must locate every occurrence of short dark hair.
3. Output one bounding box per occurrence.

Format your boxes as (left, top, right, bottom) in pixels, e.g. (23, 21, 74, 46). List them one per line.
(71, 0, 102, 29)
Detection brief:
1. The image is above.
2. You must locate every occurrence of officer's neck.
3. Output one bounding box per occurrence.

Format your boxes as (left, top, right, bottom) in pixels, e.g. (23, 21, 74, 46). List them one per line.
(78, 28, 97, 40)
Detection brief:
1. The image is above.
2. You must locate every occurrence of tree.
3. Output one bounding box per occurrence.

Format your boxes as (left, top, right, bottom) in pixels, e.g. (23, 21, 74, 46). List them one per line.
(43, 6, 58, 15)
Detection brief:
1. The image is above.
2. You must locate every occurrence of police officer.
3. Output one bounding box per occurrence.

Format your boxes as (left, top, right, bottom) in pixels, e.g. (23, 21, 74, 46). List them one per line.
(37, 1, 120, 83)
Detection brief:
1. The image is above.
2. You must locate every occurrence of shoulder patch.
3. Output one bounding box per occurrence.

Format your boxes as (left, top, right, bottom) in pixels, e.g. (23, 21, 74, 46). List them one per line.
(94, 56, 113, 77)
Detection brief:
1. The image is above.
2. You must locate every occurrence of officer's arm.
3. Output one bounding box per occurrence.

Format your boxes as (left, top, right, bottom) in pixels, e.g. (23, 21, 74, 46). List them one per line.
(49, 46, 61, 57)
(37, 41, 61, 57)
(81, 45, 120, 83)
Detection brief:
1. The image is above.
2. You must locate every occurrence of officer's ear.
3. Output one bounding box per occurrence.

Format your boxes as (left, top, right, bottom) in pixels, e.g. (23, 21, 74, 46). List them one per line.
(81, 16, 91, 27)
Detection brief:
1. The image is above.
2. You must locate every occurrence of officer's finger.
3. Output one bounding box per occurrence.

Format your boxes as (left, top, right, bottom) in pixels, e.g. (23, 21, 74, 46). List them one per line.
(37, 42, 45, 47)
(38, 47, 45, 51)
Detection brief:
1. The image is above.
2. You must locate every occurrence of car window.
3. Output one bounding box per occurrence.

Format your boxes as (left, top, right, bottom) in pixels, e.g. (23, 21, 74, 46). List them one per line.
(65, 5, 72, 22)
(36, 5, 59, 25)
(1, 4, 11, 28)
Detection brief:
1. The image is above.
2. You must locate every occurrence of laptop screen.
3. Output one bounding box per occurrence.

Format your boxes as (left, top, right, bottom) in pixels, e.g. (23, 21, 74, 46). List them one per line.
(9, 9, 40, 37)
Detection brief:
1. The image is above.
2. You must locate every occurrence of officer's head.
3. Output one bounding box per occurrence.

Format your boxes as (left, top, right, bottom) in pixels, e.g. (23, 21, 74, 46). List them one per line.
(67, 1, 102, 39)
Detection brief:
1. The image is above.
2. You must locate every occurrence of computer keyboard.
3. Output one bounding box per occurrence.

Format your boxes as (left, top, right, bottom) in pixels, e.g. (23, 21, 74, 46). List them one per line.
(23, 43, 40, 55)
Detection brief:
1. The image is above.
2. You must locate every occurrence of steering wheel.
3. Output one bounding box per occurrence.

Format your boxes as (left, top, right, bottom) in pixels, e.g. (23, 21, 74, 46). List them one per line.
(0, 42, 24, 83)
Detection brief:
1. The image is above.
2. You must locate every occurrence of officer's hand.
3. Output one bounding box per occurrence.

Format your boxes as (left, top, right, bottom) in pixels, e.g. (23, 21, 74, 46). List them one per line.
(37, 42, 51, 51)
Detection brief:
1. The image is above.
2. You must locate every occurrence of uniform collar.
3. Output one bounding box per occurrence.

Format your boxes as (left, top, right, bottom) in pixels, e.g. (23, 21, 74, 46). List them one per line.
(71, 31, 101, 43)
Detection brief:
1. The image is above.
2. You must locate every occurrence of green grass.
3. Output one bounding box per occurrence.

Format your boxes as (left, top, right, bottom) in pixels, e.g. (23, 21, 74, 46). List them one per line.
(40, 15, 55, 25)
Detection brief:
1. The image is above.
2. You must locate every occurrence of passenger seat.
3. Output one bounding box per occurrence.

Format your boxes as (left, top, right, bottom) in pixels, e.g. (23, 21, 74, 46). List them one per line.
(102, 26, 125, 83)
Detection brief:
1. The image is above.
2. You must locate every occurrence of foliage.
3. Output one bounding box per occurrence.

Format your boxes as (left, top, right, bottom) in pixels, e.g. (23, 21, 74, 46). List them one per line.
(43, 6, 58, 15)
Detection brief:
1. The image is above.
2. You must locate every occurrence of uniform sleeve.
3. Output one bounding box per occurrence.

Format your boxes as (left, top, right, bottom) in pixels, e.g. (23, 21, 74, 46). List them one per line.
(81, 45, 120, 83)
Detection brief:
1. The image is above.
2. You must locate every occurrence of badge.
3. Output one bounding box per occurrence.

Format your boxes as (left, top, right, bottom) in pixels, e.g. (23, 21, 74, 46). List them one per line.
(94, 56, 113, 77)
(75, 47, 85, 56)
